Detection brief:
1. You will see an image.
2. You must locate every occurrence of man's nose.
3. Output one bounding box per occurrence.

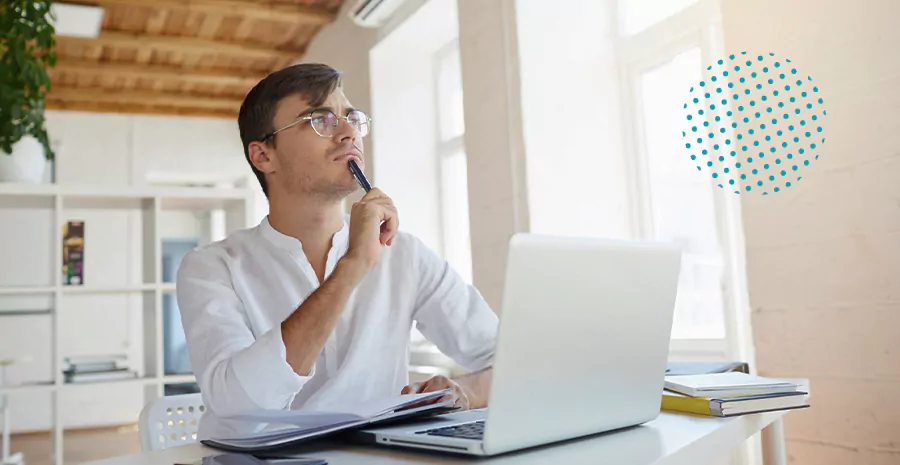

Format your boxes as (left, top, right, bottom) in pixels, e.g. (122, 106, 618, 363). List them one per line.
(336, 117, 358, 145)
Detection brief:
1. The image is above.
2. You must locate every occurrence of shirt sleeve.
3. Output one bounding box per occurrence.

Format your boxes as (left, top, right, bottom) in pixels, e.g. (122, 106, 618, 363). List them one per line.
(176, 248, 314, 418)
(409, 235, 499, 371)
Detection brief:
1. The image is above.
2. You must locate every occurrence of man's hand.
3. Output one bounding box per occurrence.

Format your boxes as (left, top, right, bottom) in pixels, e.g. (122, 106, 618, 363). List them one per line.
(401, 375, 472, 410)
(344, 187, 399, 273)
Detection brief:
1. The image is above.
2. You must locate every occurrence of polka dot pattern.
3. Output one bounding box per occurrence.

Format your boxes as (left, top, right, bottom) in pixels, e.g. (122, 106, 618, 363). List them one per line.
(682, 52, 827, 195)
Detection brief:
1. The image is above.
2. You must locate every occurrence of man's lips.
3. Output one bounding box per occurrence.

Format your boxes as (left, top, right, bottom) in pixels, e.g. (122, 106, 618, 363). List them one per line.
(333, 150, 362, 164)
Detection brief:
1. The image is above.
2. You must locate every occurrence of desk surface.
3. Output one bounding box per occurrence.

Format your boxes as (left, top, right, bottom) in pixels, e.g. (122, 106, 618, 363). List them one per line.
(89, 412, 785, 465)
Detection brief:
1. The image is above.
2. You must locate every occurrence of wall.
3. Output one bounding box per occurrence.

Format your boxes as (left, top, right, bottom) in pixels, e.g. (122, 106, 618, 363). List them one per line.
(0, 110, 253, 432)
(456, 0, 530, 310)
(720, 0, 900, 463)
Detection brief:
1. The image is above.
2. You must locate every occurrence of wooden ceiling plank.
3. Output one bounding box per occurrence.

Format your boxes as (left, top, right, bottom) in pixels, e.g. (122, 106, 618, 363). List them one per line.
(145, 7, 171, 33)
(82, 0, 334, 25)
(53, 59, 263, 88)
(49, 87, 242, 111)
(197, 13, 224, 39)
(58, 31, 300, 61)
(46, 99, 235, 118)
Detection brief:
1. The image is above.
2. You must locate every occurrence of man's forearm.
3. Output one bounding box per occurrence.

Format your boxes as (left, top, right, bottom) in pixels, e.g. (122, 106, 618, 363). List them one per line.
(453, 367, 493, 408)
(281, 257, 368, 376)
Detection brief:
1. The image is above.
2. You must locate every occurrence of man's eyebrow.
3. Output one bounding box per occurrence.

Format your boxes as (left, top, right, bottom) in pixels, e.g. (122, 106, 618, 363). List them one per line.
(296, 106, 356, 117)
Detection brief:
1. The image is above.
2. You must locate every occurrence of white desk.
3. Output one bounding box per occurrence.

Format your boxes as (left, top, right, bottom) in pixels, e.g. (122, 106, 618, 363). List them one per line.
(88, 412, 787, 465)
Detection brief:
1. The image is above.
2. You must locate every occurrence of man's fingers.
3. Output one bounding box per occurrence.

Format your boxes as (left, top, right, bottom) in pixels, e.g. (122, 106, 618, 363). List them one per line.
(377, 205, 399, 246)
(361, 187, 388, 201)
(358, 194, 399, 246)
(401, 382, 424, 395)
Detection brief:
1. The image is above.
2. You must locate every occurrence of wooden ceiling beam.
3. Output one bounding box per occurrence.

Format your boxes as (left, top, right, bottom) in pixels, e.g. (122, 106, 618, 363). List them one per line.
(52, 59, 264, 88)
(48, 87, 242, 112)
(81, 0, 335, 25)
(59, 31, 300, 61)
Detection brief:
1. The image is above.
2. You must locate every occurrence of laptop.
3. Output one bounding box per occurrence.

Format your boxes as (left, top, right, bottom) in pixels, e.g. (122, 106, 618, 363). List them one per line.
(354, 233, 682, 456)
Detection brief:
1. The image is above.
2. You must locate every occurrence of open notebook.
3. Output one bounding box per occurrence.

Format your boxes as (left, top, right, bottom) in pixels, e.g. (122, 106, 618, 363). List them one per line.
(202, 389, 457, 452)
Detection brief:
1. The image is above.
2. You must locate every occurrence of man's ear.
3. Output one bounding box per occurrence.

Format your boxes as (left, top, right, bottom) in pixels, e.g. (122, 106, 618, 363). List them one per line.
(248, 140, 276, 175)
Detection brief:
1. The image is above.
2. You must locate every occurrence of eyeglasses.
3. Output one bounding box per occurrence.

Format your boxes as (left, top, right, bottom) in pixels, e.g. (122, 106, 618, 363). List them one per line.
(261, 109, 372, 142)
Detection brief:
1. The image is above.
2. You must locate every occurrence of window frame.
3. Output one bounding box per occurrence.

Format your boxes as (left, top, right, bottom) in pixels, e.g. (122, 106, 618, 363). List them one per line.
(615, 0, 753, 362)
(432, 37, 473, 284)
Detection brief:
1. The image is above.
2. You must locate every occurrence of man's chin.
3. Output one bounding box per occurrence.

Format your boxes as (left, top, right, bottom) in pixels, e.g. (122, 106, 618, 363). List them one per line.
(327, 179, 361, 200)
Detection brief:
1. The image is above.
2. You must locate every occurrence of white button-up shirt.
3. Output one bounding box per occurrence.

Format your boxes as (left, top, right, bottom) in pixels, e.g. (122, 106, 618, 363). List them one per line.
(176, 216, 498, 438)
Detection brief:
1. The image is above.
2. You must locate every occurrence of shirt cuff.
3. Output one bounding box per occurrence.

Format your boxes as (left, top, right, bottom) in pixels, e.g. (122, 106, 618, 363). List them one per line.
(230, 324, 315, 411)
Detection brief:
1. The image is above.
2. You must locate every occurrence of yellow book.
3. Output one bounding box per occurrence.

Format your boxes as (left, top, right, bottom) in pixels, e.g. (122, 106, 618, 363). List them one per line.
(662, 391, 716, 415)
(661, 390, 809, 417)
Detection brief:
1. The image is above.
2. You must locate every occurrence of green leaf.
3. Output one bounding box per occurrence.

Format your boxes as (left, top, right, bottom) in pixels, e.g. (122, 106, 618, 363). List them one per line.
(0, 0, 55, 159)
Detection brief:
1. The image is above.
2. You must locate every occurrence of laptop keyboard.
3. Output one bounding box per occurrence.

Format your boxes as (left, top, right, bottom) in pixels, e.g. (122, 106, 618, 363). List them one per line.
(416, 420, 485, 440)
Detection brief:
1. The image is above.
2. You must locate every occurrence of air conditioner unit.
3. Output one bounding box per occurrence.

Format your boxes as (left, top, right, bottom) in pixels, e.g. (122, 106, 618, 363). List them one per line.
(348, 0, 412, 28)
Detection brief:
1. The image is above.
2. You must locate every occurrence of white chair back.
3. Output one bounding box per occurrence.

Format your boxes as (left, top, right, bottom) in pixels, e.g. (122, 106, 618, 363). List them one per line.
(138, 393, 205, 451)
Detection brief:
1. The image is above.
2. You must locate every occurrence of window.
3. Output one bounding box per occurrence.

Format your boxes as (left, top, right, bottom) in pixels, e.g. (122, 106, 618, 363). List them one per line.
(434, 41, 473, 284)
(637, 48, 726, 339)
(369, 0, 468, 370)
(619, 0, 747, 354)
(619, 0, 699, 36)
(517, 0, 745, 351)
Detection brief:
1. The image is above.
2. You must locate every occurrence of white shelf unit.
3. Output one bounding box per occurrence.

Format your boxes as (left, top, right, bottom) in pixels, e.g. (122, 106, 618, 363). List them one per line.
(0, 183, 253, 465)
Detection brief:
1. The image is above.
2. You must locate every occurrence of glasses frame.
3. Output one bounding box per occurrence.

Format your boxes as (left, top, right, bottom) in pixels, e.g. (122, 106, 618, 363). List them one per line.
(260, 109, 372, 142)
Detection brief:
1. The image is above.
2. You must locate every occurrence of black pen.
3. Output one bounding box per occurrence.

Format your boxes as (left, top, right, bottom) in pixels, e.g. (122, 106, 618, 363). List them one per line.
(348, 155, 372, 193)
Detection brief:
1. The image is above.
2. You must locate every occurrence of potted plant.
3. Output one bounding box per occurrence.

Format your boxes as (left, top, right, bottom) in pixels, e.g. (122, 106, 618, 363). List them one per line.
(0, 0, 56, 183)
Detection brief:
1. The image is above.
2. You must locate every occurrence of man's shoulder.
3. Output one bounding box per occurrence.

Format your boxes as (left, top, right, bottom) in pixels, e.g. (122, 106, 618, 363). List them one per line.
(385, 230, 441, 270)
(389, 230, 425, 253)
(180, 225, 260, 272)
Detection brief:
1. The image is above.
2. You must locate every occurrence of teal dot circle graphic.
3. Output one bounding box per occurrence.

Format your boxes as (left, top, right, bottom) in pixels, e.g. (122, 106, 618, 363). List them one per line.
(682, 52, 827, 195)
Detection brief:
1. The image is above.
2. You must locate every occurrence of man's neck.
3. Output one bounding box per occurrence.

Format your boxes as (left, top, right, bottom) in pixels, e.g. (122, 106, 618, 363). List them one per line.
(267, 193, 346, 253)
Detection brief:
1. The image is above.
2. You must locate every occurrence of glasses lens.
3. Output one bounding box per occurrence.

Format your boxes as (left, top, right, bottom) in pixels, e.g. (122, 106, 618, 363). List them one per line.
(310, 110, 339, 137)
(347, 110, 371, 137)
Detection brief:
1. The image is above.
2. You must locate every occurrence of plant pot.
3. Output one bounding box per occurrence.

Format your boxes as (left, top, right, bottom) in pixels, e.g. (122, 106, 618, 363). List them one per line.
(0, 136, 47, 184)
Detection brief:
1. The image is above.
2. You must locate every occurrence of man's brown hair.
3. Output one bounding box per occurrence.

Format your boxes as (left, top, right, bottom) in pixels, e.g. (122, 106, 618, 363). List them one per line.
(238, 63, 343, 197)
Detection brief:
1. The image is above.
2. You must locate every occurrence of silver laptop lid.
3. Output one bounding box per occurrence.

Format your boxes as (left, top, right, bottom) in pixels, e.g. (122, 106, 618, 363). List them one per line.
(481, 234, 681, 455)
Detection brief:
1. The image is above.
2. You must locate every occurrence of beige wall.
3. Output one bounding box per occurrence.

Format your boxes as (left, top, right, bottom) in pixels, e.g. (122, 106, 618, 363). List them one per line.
(720, 0, 900, 463)
(457, 0, 530, 310)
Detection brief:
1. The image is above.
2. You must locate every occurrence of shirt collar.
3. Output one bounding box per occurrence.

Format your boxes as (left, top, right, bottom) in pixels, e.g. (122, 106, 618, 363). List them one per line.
(258, 215, 350, 254)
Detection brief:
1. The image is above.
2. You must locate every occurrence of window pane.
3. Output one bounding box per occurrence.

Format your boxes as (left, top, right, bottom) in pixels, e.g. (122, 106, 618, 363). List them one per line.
(619, 0, 699, 36)
(639, 47, 726, 339)
(437, 45, 465, 141)
(439, 149, 473, 284)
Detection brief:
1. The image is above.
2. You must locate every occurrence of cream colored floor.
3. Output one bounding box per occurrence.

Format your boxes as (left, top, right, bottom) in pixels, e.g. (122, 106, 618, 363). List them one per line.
(10, 425, 141, 465)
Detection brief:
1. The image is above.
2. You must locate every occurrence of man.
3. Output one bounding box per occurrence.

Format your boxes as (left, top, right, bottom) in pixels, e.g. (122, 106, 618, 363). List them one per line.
(176, 63, 498, 437)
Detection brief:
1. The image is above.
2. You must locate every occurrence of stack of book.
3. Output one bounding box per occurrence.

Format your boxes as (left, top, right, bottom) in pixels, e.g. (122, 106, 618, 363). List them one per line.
(661, 372, 809, 417)
(63, 355, 138, 384)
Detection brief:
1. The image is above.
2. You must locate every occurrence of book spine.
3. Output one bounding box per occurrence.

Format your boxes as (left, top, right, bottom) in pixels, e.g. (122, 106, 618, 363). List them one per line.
(661, 395, 718, 416)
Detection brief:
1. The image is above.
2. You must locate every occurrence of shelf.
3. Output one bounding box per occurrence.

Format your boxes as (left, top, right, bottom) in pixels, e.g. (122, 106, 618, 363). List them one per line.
(0, 183, 57, 198)
(61, 284, 157, 295)
(163, 374, 196, 384)
(0, 180, 253, 463)
(0, 286, 56, 295)
(0, 183, 249, 200)
(0, 375, 199, 393)
(0, 309, 53, 317)
(0, 284, 179, 295)
(159, 283, 177, 293)
(60, 376, 159, 390)
(0, 382, 56, 395)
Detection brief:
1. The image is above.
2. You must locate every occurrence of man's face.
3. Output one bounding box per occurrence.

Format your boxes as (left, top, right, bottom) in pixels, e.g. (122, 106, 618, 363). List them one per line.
(255, 88, 365, 200)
